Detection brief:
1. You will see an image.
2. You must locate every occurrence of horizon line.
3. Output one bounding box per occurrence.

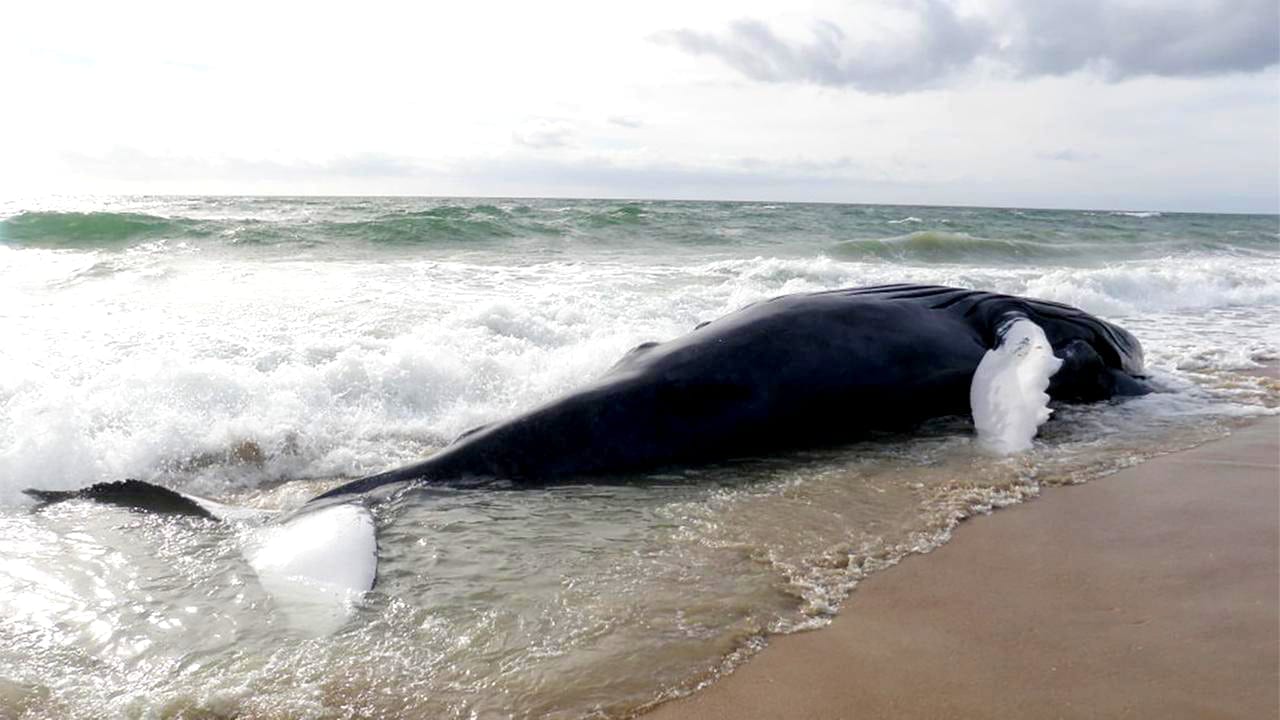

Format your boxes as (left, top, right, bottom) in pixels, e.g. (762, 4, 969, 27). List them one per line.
(6, 191, 1277, 217)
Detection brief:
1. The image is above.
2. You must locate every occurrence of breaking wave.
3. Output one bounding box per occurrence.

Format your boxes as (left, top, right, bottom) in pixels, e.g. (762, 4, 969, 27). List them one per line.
(830, 229, 1276, 264)
(0, 207, 558, 248)
(832, 231, 1078, 262)
(1, 203, 670, 249)
(0, 211, 209, 247)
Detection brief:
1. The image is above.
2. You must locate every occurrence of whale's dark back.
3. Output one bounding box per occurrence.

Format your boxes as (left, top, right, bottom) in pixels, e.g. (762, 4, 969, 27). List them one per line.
(810, 284, 1146, 375)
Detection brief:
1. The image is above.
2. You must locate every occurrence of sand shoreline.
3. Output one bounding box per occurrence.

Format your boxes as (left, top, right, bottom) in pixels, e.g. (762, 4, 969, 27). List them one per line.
(645, 414, 1279, 719)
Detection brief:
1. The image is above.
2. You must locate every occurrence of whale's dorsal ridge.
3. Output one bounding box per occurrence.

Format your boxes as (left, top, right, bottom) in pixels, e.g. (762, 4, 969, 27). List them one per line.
(610, 340, 663, 371)
(452, 423, 492, 445)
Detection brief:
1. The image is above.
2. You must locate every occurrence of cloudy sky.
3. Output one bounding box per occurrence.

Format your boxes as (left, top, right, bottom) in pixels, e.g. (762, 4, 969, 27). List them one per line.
(2, 0, 1277, 212)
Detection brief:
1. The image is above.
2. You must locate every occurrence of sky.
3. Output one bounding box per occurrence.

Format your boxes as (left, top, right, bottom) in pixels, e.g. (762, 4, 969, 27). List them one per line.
(1, 0, 1277, 212)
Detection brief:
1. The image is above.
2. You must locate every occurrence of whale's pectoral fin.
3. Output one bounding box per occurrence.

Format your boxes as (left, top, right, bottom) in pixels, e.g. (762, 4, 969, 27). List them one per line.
(970, 317, 1064, 455)
(244, 502, 379, 634)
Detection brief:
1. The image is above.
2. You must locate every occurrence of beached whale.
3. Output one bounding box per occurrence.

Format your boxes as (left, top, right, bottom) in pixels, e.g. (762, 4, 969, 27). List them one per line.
(306, 283, 1148, 499)
(26, 284, 1150, 618)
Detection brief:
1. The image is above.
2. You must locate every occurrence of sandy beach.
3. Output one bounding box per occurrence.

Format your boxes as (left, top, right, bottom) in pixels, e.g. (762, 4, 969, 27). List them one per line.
(647, 414, 1280, 719)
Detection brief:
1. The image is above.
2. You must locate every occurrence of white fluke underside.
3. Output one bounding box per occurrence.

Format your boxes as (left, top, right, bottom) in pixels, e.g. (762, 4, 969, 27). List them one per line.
(970, 318, 1064, 455)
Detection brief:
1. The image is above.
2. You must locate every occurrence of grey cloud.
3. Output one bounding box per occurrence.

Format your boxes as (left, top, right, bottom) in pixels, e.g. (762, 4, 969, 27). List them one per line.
(657, 0, 1279, 92)
(1005, 0, 1279, 79)
(656, 2, 990, 93)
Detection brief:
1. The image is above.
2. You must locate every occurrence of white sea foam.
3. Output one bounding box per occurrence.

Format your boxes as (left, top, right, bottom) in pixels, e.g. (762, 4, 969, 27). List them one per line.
(1022, 260, 1280, 316)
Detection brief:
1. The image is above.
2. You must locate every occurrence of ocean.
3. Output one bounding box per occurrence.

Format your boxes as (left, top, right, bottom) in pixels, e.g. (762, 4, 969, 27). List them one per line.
(1, 196, 1276, 718)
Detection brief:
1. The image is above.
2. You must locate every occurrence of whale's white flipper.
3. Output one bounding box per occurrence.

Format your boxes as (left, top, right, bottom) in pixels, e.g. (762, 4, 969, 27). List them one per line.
(970, 318, 1063, 455)
(23, 480, 377, 635)
(244, 503, 378, 634)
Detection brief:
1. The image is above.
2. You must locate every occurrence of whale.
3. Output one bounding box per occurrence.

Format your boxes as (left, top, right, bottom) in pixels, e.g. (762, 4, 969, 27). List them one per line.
(25, 284, 1151, 618)
(304, 283, 1149, 499)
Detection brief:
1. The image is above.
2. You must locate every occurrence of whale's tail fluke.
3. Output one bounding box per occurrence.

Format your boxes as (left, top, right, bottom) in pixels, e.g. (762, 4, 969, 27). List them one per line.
(25, 479, 219, 519)
(24, 479, 377, 635)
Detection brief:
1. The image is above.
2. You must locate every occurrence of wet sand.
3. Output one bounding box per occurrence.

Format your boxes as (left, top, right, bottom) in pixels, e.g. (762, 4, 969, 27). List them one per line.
(646, 415, 1279, 719)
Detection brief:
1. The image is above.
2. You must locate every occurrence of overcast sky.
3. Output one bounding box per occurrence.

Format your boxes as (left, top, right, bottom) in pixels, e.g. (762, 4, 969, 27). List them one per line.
(2, 0, 1277, 212)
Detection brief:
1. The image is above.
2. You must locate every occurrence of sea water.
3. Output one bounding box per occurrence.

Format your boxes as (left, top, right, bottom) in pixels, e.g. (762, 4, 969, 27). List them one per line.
(1, 197, 1276, 718)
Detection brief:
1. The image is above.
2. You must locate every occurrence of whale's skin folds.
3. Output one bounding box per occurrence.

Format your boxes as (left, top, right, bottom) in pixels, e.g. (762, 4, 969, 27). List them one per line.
(313, 285, 1148, 502)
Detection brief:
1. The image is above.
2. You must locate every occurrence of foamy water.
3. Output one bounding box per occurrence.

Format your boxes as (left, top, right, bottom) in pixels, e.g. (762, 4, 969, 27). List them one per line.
(1, 197, 1276, 718)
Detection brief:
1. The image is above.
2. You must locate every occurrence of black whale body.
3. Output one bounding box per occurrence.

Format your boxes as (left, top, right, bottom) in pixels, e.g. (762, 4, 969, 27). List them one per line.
(309, 283, 1149, 502)
(27, 284, 1150, 514)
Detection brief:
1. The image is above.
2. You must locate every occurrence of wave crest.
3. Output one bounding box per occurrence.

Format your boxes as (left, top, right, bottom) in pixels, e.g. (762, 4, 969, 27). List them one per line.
(0, 211, 208, 247)
(832, 231, 1073, 263)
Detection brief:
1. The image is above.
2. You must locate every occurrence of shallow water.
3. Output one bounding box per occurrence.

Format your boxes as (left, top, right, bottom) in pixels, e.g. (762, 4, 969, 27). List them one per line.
(1, 197, 1277, 718)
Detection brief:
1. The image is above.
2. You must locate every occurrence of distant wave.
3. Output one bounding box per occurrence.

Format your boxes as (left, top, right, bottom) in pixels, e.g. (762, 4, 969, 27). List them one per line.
(327, 206, 559, 244)
(0, 207, 559, 248)
(0, 204, 666, 248)
(828, 227, 1280, 263)
(831, 231, 1081, 263)
(581, 203, 649, 227)
(0, 211, 209, 247)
